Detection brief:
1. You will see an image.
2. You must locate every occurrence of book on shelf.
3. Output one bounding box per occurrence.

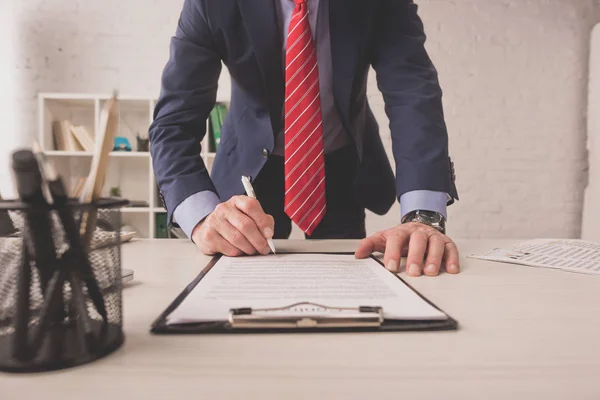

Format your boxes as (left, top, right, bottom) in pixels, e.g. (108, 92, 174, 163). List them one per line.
(155, 213, 169, 239)
(70, 129, 84, 151)
(208, 107, 220, 153)
(52, 120, 69, 151)
(52, 120, 92, 152)
(208, 103, 228, 152)
(216, 103, 227, 149)
(70, 125, 95, 152)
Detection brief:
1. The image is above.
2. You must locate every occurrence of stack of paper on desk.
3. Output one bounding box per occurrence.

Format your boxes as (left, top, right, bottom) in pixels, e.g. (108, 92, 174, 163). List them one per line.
(166, 254, 447, 325)
(469, 239, 600, 275)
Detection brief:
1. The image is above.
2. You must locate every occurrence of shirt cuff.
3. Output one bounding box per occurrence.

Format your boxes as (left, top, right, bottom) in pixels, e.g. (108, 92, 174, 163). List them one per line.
(173, 191, 221, 240)
(400, 190, 448, 221)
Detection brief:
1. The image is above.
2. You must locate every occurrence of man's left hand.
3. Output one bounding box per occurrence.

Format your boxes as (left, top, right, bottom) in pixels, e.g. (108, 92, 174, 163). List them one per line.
(355, 223, 460, 277)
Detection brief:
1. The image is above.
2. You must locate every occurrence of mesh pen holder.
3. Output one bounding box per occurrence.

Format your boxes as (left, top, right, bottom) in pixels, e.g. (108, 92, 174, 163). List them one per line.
(0, 198, 127, 372)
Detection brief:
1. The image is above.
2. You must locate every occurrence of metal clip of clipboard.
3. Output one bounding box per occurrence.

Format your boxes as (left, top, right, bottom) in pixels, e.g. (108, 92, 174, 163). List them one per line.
(228, 302, 384, 329)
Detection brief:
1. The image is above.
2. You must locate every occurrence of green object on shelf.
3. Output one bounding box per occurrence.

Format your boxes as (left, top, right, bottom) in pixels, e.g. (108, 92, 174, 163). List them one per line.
(155, 213, 169, 239)
(217, 103, 227, 149)
(216, 103, 227, 132)
(110, 187, 121, 197)
(208, 103, 228, 152)
(208, 106, 221, 153)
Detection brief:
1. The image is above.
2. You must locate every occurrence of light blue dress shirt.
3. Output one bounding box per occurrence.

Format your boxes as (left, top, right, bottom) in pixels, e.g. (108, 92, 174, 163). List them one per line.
(174, 0, 448, 239)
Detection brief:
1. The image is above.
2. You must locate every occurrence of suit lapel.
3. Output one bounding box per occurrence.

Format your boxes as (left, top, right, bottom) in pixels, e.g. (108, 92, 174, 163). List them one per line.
(237, 0, 285, 135)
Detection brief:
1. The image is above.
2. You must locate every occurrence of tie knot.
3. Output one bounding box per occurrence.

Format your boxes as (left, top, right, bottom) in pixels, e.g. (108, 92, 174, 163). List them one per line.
(294, 0, 306, 5)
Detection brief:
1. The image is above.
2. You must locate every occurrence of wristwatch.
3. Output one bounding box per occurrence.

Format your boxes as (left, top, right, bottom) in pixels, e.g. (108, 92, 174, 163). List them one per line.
(402, 210, 446, 235)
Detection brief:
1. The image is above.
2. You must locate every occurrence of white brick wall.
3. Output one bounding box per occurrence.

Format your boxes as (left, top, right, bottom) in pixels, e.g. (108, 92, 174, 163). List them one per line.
(0, 0, 17, 198)
(2, 0, 598, 238)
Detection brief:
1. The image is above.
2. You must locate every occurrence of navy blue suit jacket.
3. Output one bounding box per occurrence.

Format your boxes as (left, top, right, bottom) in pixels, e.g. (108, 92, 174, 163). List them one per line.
(150, 0, 459, 224)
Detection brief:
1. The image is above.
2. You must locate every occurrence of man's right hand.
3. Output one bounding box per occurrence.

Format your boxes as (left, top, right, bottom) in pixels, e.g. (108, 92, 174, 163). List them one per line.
(191, 195, 275, 257)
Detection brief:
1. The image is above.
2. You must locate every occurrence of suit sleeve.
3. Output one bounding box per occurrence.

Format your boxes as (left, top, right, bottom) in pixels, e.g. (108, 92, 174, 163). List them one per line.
(149, 0, 222, 223)
(371, 0, 458, 203)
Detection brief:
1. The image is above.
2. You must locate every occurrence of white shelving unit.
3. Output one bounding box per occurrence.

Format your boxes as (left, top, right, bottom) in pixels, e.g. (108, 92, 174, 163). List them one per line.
(38, 93, 225, 238)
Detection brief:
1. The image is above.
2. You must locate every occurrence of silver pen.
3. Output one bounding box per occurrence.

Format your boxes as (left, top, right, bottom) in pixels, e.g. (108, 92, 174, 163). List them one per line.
(241, 176, 276, 254)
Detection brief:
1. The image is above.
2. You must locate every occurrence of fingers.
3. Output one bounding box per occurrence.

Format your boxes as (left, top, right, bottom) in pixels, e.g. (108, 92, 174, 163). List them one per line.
(355, 222, 461, 278)
(423, 236, 445, 276)
(194, 197, 275, 257)
(406, 231, 428, 277)
(193, 220, 243, 257)
(233, 196, 275, 240)
(382, 232, 409, 273)
(216, 215, 259, 255)
(354, 232, 386, 259)
(225, 205, 271, 255)
(208, 231, 244, 257)
(444, 241, 461, 274)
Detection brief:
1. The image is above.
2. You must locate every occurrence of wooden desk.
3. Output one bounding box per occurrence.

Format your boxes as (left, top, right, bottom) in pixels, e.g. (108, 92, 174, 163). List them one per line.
(2, 239, 600, 399)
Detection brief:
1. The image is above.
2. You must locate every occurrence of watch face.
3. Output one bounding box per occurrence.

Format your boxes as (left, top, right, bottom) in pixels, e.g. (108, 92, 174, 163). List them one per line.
(417, 211, 441, 224)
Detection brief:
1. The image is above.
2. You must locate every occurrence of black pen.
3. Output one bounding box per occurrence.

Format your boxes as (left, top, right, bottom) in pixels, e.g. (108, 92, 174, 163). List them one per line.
(13, 244, 32, 360)
(34, 142, 108, 339)
(11, 150, 56, 293)
(28, 145, 94, 353)
(11, 149, 61, 359)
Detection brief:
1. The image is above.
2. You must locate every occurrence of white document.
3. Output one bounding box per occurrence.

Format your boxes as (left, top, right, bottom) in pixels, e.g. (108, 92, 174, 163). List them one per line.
(166, 254, 447, 325)
(468, 239, 600, 275)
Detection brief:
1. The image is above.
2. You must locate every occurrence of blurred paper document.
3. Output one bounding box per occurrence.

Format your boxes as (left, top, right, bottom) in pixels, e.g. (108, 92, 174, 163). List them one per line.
(469, 239, 600, 275)
(166, 254, 447, 325)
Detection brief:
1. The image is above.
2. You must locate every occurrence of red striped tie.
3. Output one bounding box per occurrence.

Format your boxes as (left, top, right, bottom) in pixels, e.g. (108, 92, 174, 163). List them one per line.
(284, 0, 326, 235)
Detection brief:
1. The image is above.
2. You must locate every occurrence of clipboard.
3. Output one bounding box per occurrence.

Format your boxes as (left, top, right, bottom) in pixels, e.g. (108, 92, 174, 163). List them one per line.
(150, 253, 458, 334)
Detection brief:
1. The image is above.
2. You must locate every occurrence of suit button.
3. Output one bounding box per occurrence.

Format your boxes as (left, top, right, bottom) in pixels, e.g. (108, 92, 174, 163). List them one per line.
(262, 148, 269, 158)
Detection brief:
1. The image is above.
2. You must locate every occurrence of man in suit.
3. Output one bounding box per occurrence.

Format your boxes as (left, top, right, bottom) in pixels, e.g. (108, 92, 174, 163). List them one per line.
(150, 0, 460, 277)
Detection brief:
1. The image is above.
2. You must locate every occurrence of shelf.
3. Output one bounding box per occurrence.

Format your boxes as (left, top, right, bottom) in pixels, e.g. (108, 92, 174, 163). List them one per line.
(121, 207, 151, 213)
(118, 99, 153, 112)
(44, 151, 150, 157)
(38, 93, 230, 240)
(40, 93, 157, 103)
(40, 96, 96, 107)
(111, 151, 151, 157)
(120, 207, 166, 213)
